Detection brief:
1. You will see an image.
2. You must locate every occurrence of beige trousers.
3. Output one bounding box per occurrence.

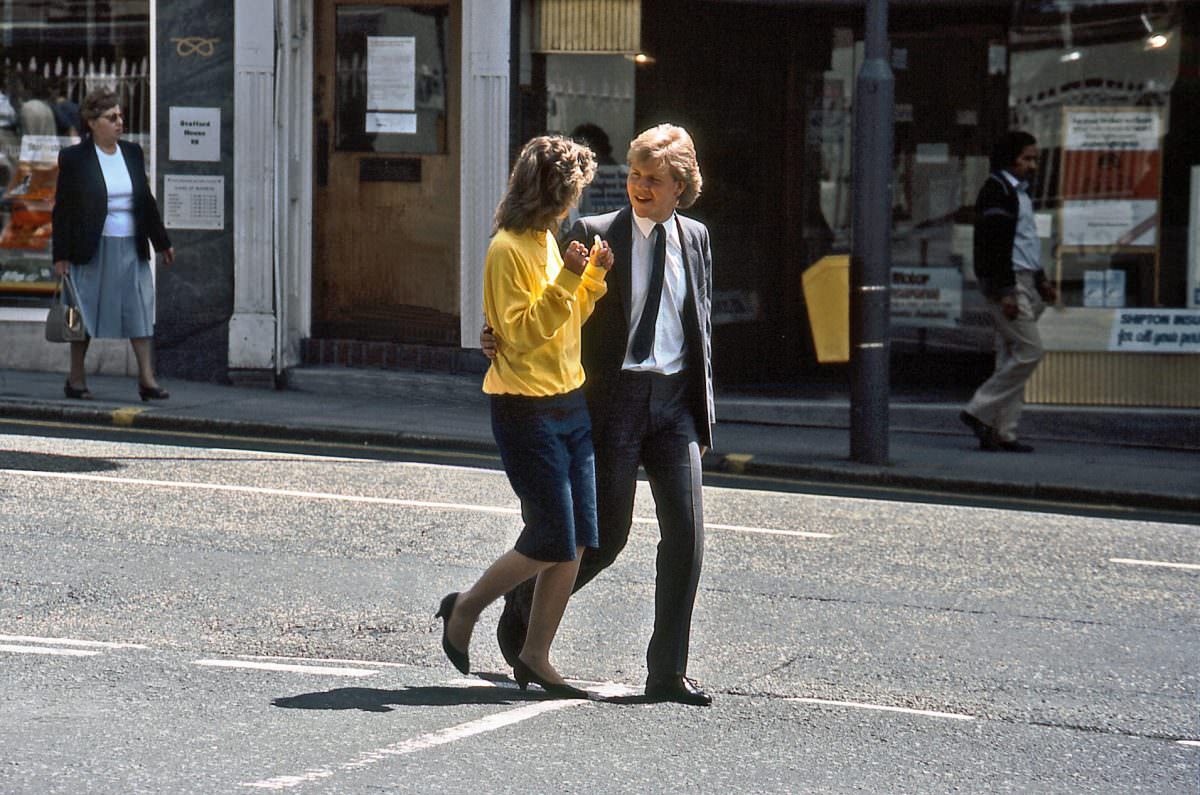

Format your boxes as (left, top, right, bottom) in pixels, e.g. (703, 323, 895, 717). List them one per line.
(966, 271, 1045, 443)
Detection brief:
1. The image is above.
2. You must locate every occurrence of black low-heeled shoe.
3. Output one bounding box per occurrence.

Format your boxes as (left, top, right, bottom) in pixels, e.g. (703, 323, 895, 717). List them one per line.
(138, 385, 170, 402)
(512, 658, 588, 699)
(435, 592, 470, 674)
(64, 380, 93, 400)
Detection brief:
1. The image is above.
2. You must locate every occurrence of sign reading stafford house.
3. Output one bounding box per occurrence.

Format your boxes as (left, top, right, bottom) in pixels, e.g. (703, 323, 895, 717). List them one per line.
(169, 106, 221, 162)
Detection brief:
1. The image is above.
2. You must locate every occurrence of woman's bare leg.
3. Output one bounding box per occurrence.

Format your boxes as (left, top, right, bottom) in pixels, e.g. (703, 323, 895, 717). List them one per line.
(130, 337, 158, 388)
(447, 549, 552, 657)
(519, 547, 584, 685)
(68, 339, 90, 387)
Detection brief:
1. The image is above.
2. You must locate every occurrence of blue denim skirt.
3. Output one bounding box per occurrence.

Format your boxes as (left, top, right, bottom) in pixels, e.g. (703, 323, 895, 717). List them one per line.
(491, 388, 599, 562)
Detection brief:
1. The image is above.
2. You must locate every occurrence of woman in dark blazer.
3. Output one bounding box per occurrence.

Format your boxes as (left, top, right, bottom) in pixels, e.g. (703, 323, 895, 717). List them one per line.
(51, 87, 175, 401)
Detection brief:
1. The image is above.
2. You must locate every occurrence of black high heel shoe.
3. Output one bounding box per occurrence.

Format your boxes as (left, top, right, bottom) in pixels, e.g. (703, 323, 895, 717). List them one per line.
(435, 592, 470, 674)
(138, 384, 170, 402)
(512, 658, 589, 699)
(63, 380, 93, 400)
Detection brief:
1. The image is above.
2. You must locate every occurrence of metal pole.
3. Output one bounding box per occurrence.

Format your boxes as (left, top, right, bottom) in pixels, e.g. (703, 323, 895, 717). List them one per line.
(850, 0, 893, 464)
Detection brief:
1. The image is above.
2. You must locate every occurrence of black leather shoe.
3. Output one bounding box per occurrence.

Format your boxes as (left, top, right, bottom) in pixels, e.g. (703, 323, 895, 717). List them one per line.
(959, 411, 997, 450)
(64, 380, 93, 400)
(645, 676, 712, 707)
(138, 384, 170, 402)
(996, 439, 1034, 453)
(496, 596, 527, 669)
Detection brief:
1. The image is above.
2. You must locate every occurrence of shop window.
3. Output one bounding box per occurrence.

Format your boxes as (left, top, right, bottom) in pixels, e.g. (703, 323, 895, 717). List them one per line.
(1010, 0, 1185, 310)
(811, 25, 1006, 347)
(334, 4, 449, 155)
(543, 53, 635, 232)
(0, 1, 150, 304)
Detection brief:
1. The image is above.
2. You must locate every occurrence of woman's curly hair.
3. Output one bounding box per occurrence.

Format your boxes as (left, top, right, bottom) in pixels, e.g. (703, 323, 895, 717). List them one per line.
(493, 135, 596, 234)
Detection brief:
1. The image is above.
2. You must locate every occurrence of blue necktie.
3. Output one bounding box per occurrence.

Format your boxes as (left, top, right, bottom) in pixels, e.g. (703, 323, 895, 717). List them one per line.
(630, 223, 666, 363)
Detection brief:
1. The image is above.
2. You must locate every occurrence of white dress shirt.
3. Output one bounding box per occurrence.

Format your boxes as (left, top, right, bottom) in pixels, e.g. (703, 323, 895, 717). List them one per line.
(1001, 170, 1040, 272)
(624, 212, 687, 374)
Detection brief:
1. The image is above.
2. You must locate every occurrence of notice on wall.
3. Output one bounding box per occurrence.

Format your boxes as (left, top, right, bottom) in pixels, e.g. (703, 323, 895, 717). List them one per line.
(169, 107, 221, 162)
(1109, 309, 1200, 353)
(367, 36, 416, 112)
(890, 267, 962, 328)
(365, 112, 417, 135)
(163, 175, 224, 230)
(1060, 107, 1161, 248)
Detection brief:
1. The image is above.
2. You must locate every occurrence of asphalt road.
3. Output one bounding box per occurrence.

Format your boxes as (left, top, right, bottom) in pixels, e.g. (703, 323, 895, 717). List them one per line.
(1, 427, 1197, 794)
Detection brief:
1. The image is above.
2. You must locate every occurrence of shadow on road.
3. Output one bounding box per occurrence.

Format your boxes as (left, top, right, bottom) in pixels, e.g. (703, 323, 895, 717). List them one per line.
(0, 450, 122, 473)
(272, 682, 554, 713)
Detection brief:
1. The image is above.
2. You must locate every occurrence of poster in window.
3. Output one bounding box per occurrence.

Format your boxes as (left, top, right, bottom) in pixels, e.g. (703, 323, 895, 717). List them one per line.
(1059, 107, 1162, 248)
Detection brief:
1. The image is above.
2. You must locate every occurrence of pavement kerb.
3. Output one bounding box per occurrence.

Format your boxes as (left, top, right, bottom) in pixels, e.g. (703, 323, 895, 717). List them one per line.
(712, 456, 1200, 515)
(0, 401, 498, 457)
(4, 398, 1197, 516)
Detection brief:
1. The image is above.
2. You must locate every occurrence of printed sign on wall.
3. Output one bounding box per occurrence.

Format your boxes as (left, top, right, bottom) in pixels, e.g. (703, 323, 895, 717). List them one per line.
(169, 106, 221, 162)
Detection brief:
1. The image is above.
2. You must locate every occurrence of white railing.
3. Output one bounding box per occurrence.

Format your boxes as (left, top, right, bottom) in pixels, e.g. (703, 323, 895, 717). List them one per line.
(4, 54, 151, 136)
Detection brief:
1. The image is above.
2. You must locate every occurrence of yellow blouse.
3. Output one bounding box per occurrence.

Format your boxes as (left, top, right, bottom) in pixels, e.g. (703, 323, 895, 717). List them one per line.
(482, 227, 608, 396)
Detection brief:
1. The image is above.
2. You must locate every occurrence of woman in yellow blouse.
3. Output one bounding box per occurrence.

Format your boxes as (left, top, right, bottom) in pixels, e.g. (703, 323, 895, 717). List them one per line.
(437, 136, 613, 698)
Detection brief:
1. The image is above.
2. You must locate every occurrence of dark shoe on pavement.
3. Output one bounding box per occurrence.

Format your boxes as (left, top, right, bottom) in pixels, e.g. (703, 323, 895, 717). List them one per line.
(959, 410, 997, 450)
(496, 595, 527, 668)
(645, 676, 713, 707)
(995, 439, 1034, 453)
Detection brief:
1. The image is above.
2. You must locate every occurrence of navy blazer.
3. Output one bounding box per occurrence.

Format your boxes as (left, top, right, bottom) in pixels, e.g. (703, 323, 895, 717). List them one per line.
(51, 138, 170, 265)
(565, 205, 715, 449)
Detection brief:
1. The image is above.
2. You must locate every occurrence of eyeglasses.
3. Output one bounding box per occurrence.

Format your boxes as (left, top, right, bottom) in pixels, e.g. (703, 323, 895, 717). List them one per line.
(99, 111, 123, 122)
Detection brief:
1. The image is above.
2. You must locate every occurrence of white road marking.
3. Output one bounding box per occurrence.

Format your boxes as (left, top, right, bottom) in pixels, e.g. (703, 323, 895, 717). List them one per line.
(1179, 740, 1200, 748)
(236, 654, 411, 669)
(241, 699, 581, 790)
(193, 659, 378, 678)
(0, 643, 101, 657)
(0, 634, 147, 649)
(790, 697, 976, 721)
(695, 520, 835, 539)
(1109, 558, 1200, 572)
(4, 469, 830, 539)
(443, 677, 642, 699)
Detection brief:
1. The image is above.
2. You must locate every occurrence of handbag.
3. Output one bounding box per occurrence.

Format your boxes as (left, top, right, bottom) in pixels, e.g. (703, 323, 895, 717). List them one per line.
(45, 274, 87, 343)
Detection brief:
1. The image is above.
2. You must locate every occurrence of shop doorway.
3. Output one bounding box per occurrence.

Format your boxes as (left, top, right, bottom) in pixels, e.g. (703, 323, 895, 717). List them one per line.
(311, 0, 460, 344)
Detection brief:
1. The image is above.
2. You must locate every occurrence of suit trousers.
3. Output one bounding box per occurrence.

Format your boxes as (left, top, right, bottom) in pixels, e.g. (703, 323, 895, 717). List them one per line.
(966, 271, 1045, 442)
(504, 369, 705, 680)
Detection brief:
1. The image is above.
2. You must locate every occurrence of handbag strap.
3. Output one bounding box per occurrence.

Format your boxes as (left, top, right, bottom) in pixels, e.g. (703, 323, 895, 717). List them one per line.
(57, 272, 80, 306)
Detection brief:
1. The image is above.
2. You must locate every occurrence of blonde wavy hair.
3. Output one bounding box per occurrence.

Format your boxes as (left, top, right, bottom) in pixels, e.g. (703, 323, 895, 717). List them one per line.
(627, 124, 703, 209)
(493, 136, 596, 234)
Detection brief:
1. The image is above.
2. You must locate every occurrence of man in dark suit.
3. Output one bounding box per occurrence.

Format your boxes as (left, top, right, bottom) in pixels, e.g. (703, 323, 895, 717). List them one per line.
(487, 123, 715, 705)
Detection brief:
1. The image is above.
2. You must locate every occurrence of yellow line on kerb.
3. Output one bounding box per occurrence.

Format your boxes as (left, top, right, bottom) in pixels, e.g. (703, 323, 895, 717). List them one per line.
(110, 407, 145, 427)
(723, 453, 753, 474)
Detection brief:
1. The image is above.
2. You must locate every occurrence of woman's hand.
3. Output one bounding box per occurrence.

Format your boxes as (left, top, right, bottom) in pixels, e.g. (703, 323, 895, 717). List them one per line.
(562, 240, 588, 275)
(54, 260, 70, 277)
(160, 247, 176, 266)
(590, 238, 614, 271)
(479, 322, 498, 360)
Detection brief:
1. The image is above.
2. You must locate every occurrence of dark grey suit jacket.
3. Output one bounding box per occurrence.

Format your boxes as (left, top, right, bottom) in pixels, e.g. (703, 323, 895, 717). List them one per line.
(565, 205, 715, 449)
